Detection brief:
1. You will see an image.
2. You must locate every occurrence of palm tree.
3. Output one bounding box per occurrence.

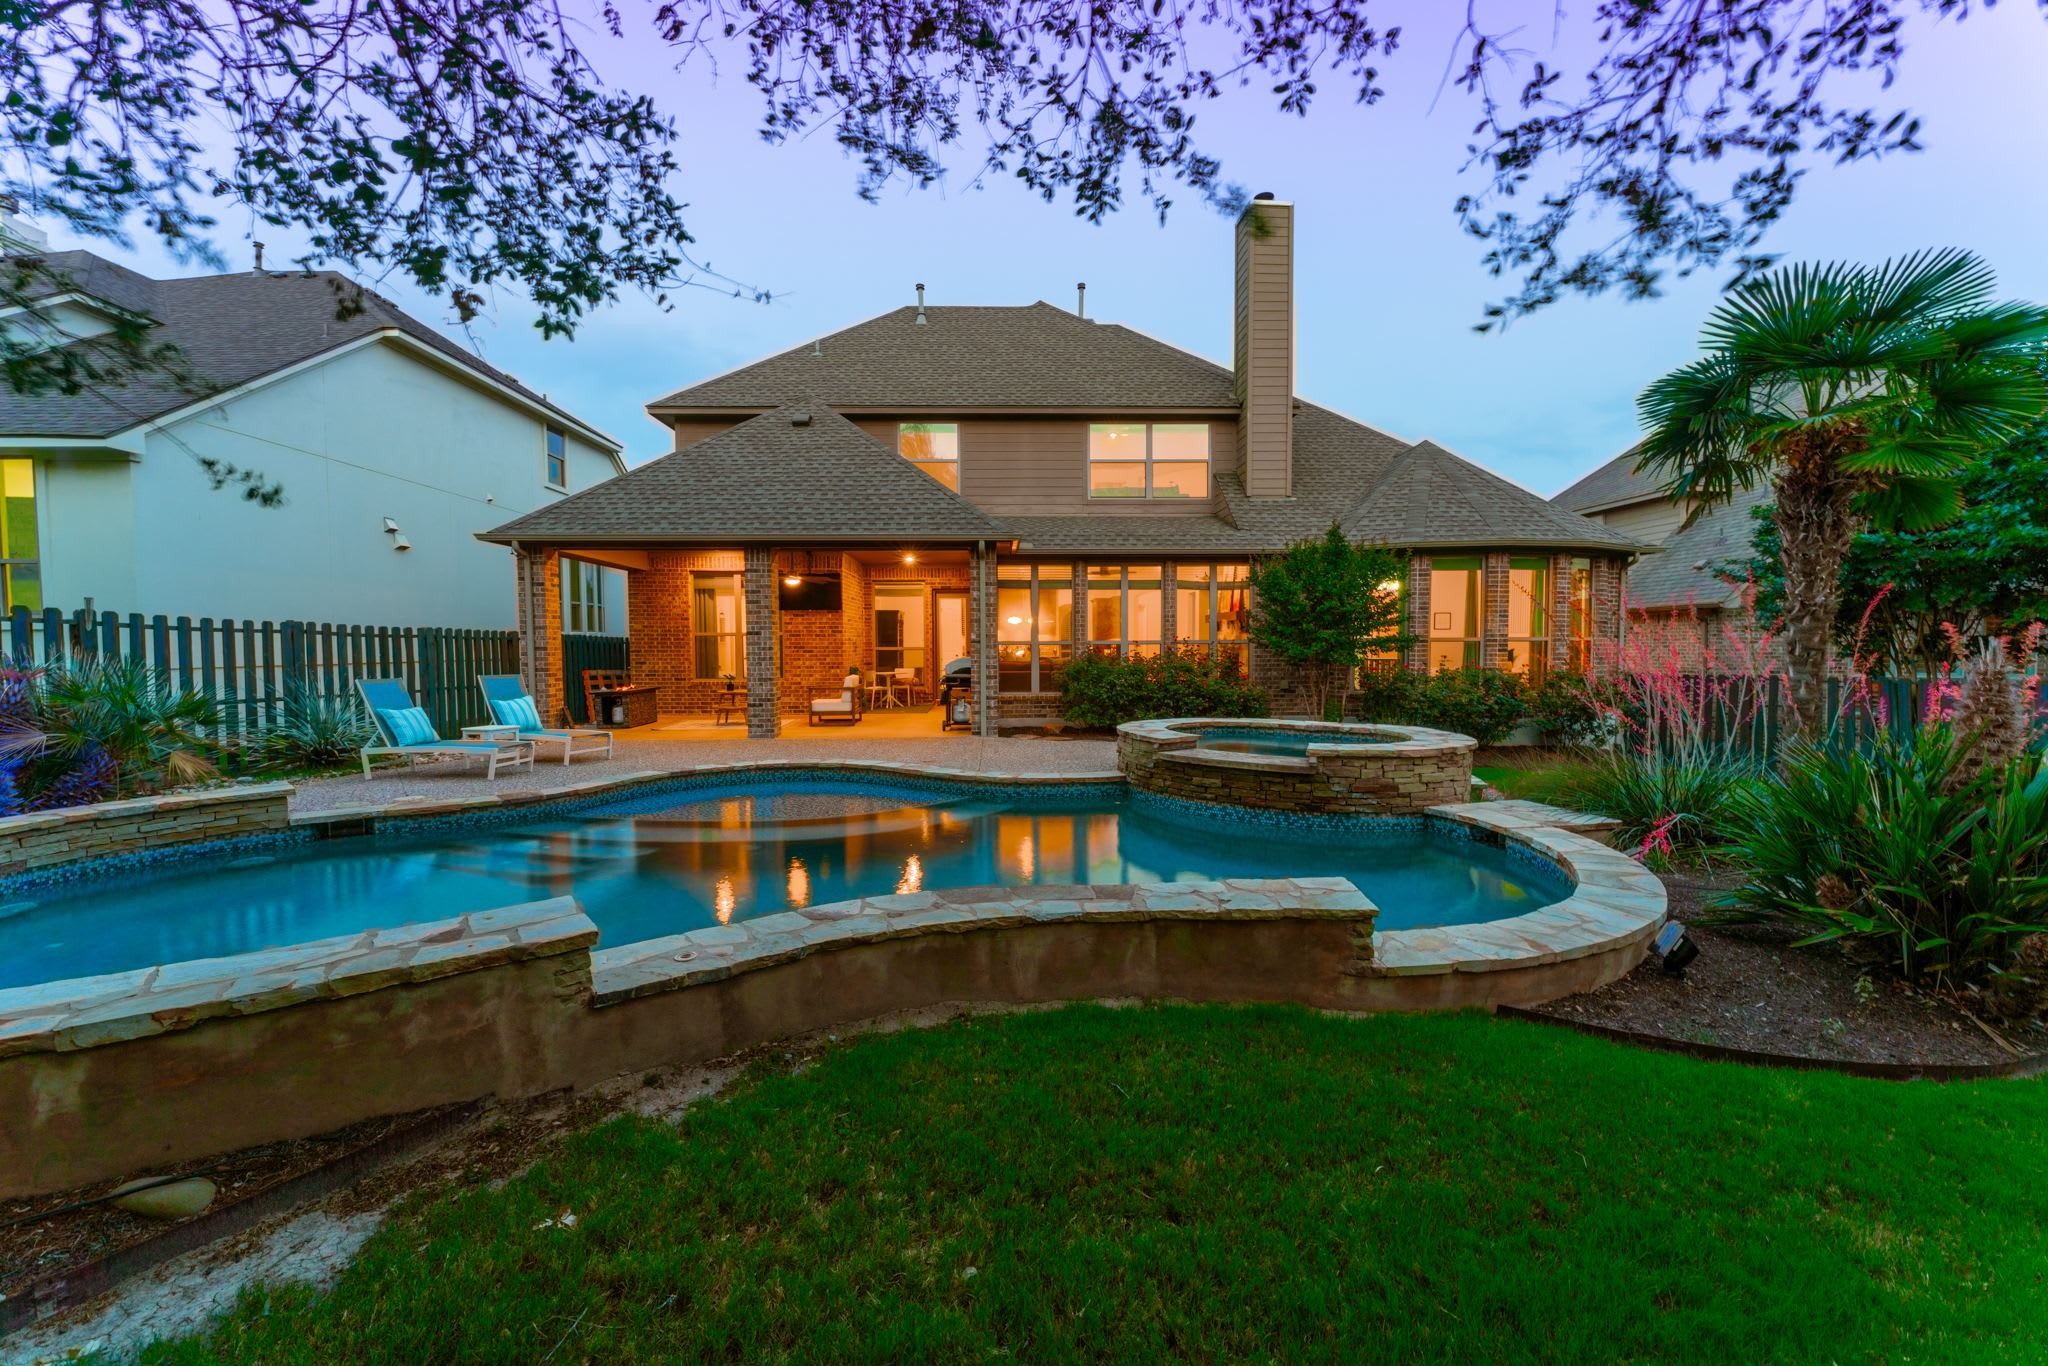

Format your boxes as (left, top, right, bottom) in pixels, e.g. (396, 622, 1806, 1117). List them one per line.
(1637, 250, 2048, 735)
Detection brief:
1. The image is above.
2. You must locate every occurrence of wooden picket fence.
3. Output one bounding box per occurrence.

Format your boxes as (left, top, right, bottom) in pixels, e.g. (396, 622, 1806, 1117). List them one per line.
(4, 607, 627, 740)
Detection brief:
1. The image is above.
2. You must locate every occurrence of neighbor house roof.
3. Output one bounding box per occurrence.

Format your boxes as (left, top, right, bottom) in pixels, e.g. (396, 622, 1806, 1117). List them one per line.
(0, 251, 619, 453)
(481, 403, 1008, 543)
(1552, 444, 1659, 513)
(650, 304, 1239, 412)
(1551, 444, 1763, 609)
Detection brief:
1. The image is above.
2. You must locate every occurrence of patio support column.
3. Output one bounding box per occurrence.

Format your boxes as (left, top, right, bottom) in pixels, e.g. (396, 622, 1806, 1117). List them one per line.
(1158, 563, 1178, 651)
(1480, 551, 1511, 671)
(514, 546, 567, 725)
(970, 543, 997, 737)
(1402, 554, 1431, 674)
(743, 545, 781, 739)
(1549, 553, 1574, 674)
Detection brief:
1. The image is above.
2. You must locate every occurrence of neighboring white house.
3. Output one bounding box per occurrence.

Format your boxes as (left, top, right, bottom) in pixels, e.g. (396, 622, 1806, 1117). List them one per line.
(0, 242, 628, 631)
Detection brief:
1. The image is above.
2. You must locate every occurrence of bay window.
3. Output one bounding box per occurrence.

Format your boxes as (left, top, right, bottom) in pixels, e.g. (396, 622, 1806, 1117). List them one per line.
(1504, 557, 1550, 680)
(1428, 556, 1484, 671)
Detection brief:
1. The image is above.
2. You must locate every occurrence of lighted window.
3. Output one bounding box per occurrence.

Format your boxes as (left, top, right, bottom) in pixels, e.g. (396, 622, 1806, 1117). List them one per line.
(1088, 423, 1209, 499)
(1504, 557, 1550, 682)
(1085, 565, 1164, 657)
(562, 559, 607, 634)
(898, 423, 960, 490)
(0, 460, 38, 613)
(1173, 563, 1251, 673)
(1428, 556, 1484, 672)
(996, 563, 1072, 693)
(544, 427, 568, 489)
(692, 573, 745, 679)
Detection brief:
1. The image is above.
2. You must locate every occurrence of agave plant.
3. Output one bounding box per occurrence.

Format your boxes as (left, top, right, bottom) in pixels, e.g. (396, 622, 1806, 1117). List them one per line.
(256, 681, 374, 769)
(32, 655, 221, 796)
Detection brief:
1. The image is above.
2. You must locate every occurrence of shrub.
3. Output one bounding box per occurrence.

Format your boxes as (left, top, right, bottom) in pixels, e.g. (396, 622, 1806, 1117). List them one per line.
(1559, 750, 1760, 853)
(1527, 670, 1611, 747)
(26, 656, 220, 800)
(1717, 730, 2048, 988)
(1058, 649, 1268, 729)
(258, 682, 375, 769)
(1346, 667, 1531, 745)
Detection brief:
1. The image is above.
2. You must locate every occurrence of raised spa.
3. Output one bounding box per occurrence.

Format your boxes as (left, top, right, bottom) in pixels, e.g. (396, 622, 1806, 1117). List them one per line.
(1119, 717, 1480, 815)
(0, 777, 1569, 990)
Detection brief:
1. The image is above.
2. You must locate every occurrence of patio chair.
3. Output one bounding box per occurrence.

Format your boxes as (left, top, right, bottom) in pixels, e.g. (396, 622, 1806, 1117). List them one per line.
(355, 678, 533, 779)
(809, 673, 863, 726)
(478, 675, 614, 765)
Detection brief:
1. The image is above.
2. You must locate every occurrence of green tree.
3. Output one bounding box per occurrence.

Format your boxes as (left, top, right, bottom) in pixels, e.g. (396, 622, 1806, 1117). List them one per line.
(1, 0, 2035, 391)
(1248, 526, 1411, 721)
(1636, 250, 2048, 735)
(1733, 419, 2048, 676)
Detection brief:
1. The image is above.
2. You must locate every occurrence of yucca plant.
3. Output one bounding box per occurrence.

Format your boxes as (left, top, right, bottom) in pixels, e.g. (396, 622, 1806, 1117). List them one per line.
(1637, 250, 2048, 738)
(1558, 750, 1761, 855)
(257, 681, 374, 769)
(31, 655, 220, 796)
(1717, 730, 2048, 989)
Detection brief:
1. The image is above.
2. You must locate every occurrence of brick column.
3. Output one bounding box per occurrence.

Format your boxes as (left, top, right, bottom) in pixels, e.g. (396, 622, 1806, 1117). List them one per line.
(970, 544, 998, 736)
(742, 545, 780, 739)
(1480, 552, 1511, 671)
(1069, 559, 1089, 655)
(1402, 554, 1431, 673)
(514, 547, 566, 724)
(1158, 563, 1178, 651)
(1549, 553, 1574, 673)
(1593, 555, 1625, 673)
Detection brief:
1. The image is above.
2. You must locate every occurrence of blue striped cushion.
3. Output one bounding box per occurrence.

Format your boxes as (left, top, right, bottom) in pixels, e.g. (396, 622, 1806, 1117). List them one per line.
(378, 706, 437, 746)
(490, 695, 544, 732)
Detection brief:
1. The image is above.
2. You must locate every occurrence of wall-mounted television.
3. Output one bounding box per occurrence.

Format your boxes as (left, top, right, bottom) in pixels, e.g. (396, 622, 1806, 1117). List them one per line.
(779, 573, 843, 612)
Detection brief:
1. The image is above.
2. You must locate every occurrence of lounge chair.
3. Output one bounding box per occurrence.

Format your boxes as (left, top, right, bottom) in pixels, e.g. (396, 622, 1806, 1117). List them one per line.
(478, 674, 614, 765)
(809, 673, 863, 726)
(356, 678, 534, 779)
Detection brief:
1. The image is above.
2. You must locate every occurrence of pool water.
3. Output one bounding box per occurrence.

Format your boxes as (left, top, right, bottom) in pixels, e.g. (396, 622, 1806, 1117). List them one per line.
(0, 781, 1569, 990)
(1194, 726, 1393, 757)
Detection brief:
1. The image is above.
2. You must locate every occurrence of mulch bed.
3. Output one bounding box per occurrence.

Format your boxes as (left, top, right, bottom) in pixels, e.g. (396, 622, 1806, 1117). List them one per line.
(0, 1106, 468, 1303)
(1524, 866, 2044, 1069)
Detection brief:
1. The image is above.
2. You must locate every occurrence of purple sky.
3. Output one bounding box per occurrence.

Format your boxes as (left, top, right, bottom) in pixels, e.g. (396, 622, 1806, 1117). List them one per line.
(40, 2, 2048, 494)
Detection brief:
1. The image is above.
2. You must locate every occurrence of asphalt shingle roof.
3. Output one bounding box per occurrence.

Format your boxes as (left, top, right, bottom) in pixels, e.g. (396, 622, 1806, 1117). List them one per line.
(1623, 483, 1772, 609)
(483, 403, 1006, 542)
(1553, 445, 1658, 511)
(0, 251, 612, 445)
(1343, 439, 1645, 551)
(651, 304, 1238, 410)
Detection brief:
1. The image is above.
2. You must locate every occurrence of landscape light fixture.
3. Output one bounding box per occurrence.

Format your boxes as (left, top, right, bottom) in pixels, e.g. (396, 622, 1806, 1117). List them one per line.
(1651, 922, 1699, 978)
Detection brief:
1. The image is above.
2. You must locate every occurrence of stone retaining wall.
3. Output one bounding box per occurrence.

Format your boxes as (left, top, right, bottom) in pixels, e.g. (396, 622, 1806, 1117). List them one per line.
(1118, 719, 1475, 815)
(0, 801, 1662, 1199)
(0, 782, 295, 878)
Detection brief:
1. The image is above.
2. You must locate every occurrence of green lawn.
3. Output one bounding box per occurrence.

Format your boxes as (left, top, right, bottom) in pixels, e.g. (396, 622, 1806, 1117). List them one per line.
(143, 1008, 2048, 1365)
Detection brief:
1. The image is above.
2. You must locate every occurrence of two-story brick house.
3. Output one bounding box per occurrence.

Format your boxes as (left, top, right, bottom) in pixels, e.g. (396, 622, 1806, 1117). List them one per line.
(482, 198, 1648, 736)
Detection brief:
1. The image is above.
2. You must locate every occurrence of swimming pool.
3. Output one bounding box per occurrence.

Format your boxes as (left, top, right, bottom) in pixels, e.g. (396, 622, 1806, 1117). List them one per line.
(0, 778, 1571, 990)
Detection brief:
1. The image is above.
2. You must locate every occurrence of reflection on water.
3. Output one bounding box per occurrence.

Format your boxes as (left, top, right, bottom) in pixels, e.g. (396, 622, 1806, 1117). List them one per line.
(0, 785, 1568, 989)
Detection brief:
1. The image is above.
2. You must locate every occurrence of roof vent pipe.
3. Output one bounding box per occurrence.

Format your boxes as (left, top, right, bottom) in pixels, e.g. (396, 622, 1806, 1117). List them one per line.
(1076, 282, 1087, 318)
(915, 283, 927, 324)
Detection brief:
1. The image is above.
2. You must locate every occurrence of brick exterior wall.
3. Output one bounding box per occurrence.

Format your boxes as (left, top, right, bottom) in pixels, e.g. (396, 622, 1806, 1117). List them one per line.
(0, 782, 295, 876)
(1549, 553, 1573, 672)
(1403, 553, 1431, 673)
(743, 546, 780, 737)
(1480, 552, 1512, 670)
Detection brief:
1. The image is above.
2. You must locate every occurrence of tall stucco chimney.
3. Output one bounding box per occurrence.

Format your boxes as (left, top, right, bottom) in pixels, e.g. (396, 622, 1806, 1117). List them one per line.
(1233, 194, 1294, 499)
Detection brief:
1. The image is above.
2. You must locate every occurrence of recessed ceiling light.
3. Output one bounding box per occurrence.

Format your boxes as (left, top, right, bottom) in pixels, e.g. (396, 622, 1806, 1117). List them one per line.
(784, 575, 802, 587)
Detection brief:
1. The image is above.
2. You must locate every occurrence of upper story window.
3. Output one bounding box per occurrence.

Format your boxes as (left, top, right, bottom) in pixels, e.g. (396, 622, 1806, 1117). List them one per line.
(544, 427, 568, 489)
(898, 423, 960, 490)
(1088, 423, 1209, 500)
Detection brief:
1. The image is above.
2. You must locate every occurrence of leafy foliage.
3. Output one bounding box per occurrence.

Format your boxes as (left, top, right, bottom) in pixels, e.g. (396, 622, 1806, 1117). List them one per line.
(4, 0, 2019, 376)
(1733, 419, 2048, 675)
(1525, 670, 1610, 748)
(25, 656, 220, 799)
(1248, 528, 1409, 722)
(256, 683, 375, 770)
(1057, 649, 1267, 729)
(1560, 751, 1761, 854)
(1718, 731, 2048, 988)
(1636, 249, 2048, 735)
(1347, 667, 1530, 746)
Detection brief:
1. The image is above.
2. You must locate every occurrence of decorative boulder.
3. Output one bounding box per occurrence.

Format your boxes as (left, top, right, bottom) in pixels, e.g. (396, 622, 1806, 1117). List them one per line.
(111, 1175, 218, 1220)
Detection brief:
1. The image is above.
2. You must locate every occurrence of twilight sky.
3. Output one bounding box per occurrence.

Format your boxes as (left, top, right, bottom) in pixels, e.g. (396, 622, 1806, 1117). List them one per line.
(40, 2, 2048, 495)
